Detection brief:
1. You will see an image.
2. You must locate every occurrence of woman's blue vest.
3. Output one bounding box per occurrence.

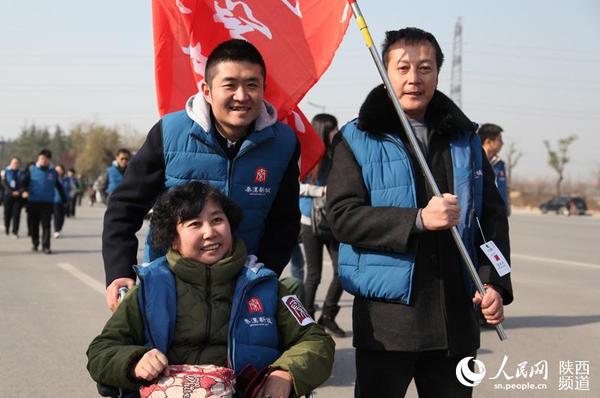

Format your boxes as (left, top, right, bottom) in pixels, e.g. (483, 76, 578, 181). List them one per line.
(144, 110, 296, 261)
(338, 120, 483, 303)
(299, 167, 328, 218)
(28, 165, 58, 203)
(106, 165, 124, 194)
(4, 168, 25, 193)
(134, 256, 281, 373)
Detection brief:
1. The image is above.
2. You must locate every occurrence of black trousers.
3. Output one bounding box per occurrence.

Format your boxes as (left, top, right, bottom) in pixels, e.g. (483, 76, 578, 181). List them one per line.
(67, 196, 77, 217)
(28, 202, 53, 249)
(301, 224, 343, 317)
(3, 196, 22, 235)
(355, 349, 474, 398)
(54, 202, 66, 232)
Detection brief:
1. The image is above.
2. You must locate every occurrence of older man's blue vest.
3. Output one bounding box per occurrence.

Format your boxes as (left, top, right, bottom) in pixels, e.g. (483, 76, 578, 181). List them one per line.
(106, 165, 124, 194)
(143, 110, 296, 261)
(135, 257, 281, 372)
(28, 165, 58, 203)
(338, 120, 483, 303)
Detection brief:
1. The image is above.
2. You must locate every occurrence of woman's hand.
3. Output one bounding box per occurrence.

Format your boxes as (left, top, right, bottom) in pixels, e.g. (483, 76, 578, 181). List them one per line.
(132, 349, 169, 381)
(257, 369, 293, 398)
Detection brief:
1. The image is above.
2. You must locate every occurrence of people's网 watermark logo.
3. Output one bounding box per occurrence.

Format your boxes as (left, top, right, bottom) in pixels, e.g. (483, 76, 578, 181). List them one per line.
(454, 355, 591, 391)
(455, 356, 487, 387)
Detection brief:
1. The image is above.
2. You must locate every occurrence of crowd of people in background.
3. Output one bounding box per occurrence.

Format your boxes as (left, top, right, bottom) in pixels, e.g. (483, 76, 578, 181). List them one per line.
(1, 147, 131, 254)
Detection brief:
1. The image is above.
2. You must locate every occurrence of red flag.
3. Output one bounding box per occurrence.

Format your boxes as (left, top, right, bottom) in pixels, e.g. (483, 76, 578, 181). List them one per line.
(152, 0, 350, 178)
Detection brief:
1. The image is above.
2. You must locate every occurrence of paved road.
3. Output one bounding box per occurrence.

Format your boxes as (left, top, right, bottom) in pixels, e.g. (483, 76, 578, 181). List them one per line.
(0, 207, 598, 397)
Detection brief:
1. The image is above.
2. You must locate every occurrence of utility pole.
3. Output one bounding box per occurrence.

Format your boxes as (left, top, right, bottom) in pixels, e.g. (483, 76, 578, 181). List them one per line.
(450, 17, 463, 107)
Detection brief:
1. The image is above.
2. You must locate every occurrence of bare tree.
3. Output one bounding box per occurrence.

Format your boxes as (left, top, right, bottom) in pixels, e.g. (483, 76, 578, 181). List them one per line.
(505, 141, 522, 194)
(543, 134, 577, 195)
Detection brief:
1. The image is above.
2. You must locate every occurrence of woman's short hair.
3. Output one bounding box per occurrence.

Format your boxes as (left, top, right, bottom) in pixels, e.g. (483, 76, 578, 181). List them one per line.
(151, 181, 243, 250)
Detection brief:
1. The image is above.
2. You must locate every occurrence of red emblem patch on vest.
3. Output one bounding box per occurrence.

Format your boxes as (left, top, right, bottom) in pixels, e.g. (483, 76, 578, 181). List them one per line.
(255, 167, 268, 184)
(282, 295, 314, 326)
(247, 297, 263, 314)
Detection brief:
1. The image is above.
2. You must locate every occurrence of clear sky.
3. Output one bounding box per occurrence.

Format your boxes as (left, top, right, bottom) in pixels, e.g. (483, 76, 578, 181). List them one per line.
(1, 1, 599, 181)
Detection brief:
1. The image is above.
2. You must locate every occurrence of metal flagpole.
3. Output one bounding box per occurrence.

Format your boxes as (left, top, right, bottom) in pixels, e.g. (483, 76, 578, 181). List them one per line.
(346, 0, 508, 341)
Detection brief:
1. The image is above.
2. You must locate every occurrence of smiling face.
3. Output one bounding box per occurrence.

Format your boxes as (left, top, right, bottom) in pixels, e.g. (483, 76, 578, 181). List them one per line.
(201, 60, 265, 142)
(386, 40, 439, 120)
(172, 199, 233, 265)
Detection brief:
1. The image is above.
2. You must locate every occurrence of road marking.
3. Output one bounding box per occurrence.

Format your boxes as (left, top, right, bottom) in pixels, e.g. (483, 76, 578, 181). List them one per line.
(512, 253, 600, 269)
(57, 262, 105, 295)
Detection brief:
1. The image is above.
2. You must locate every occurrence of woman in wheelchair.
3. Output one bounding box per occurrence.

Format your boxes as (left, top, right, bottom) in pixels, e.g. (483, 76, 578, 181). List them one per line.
(87, 181, 334, 398)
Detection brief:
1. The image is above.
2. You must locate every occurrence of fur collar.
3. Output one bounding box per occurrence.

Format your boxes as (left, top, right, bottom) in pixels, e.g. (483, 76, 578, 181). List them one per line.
(357, 84, 474, 137)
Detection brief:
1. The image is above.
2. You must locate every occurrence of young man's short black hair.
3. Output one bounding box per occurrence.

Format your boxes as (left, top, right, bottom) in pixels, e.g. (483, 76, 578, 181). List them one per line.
(116, 148, 131, 157)
(204, 39, 266, 86)
(38, 148, 52, 159)
(382, 27, 444, 71)
(478, 123, 504, 142)
(151, 181, 243, 250)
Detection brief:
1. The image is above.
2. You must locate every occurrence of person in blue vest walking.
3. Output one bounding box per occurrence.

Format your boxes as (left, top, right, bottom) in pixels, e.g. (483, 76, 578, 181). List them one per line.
(88, 182, 333, 397)
(326, 28, 513, 397)
(2, 157, 26, 238)
(103, 148, 131, 198)
(102, 39, 300, 312)
(23, 149, 66, 254)
(479, 123, 510, 215)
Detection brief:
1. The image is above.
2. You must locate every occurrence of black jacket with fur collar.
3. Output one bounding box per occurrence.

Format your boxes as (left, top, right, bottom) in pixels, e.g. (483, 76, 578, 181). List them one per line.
(326, 85, 512, 354)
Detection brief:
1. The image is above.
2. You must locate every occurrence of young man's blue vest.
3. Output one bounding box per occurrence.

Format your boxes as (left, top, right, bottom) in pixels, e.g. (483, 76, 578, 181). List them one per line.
(135, 257, 281, 372)
(338, 120, 483, 303)
(106, 165, 124, 194)
(143, 110, 297, 262)
(4, 168, 25, 194)
(28, 165, 58, 203)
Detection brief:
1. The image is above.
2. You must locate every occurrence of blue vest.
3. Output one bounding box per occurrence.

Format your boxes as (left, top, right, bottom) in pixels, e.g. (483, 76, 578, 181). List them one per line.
(135, 256, 281, 373)
(338, 120, 483, 303)
(4, 168, 25, 193)
(28, 165, 58, 203)
(54, 177, 70, 203)
(144, 110, 296, 261)
(106, 165, 124, 194)
(299, 169, 327, 218)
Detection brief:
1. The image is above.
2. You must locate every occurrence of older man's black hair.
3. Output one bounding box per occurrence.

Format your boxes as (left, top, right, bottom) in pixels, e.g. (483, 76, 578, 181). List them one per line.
(382, 27, 444, 71)
(204, 39, 267, 86)
(150, 181, 243, 251)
